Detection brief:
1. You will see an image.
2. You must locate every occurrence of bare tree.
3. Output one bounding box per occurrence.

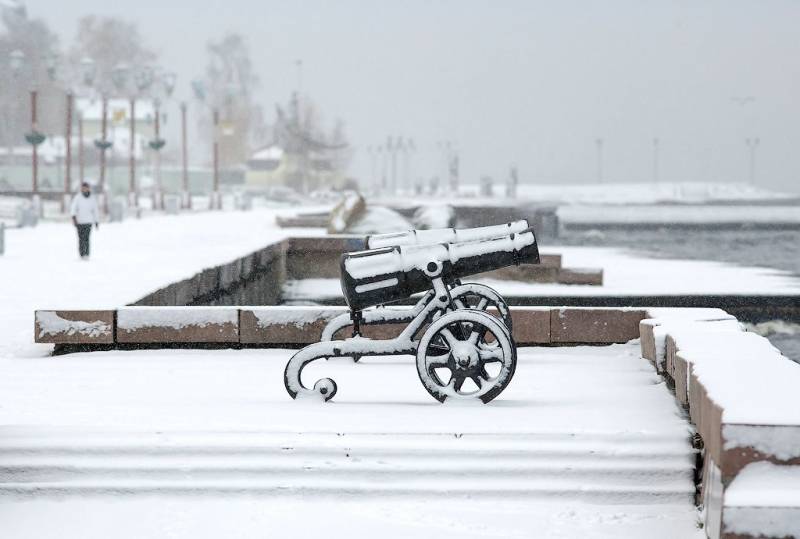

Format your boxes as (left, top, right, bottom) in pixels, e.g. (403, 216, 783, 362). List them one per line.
(196, 33, 267, 168)
(68, 16, 157, 93)
(0, 8, 60, 148)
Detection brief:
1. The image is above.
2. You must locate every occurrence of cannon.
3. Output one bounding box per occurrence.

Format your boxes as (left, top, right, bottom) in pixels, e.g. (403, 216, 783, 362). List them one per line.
(284, 224, 540, 403)
(320, 220, 532, 343)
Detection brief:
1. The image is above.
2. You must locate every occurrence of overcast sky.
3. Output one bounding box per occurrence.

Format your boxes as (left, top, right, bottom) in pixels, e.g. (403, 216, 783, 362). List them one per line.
(27, 0, 800, 192)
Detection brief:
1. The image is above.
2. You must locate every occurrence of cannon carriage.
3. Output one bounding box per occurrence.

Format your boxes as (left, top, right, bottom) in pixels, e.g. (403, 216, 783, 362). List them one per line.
(284, 222, 540, 403)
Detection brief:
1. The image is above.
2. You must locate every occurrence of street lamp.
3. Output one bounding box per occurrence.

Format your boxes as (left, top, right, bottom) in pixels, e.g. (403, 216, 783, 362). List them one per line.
(90, 64, 114, 209)
(653, 137, 660, 184)
(112, 63, 156, 208)
(403, 138, 415, 193)
(595, 138, 604, 184)
(47, 53, 95, 212)
(745, 137, 760, 184)
(10, 49, 47, 213)
(147, 70, 176, 209)
(192, 78, 221, 210)
(76, 57, 96, 188)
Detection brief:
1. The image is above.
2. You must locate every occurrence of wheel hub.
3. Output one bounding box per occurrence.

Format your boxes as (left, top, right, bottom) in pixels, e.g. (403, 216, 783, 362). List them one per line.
(451, 342, 479, 371)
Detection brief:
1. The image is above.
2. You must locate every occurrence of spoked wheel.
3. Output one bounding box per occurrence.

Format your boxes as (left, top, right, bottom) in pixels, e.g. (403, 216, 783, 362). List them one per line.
(450, 283, 513, 333)
(416, 309, 517, 403)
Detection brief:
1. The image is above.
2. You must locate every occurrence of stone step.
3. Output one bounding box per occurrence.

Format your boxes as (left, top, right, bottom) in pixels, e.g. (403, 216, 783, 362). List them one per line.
(0, 430, 695, 503)
(0, 477, 693, 502)
(0, 455, 694, 483)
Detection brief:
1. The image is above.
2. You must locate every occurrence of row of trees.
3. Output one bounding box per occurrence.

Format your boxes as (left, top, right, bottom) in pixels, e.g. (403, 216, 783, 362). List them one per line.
(0, 7, 350, 176)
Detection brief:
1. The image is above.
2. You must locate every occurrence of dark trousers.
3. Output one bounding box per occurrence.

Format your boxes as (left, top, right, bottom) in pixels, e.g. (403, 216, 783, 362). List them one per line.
(76, 224, 92, 257)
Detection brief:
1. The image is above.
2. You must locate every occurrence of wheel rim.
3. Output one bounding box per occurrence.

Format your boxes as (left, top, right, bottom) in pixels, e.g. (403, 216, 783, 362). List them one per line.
(417, 310, 515, 402)
(451, 285, 513, 332)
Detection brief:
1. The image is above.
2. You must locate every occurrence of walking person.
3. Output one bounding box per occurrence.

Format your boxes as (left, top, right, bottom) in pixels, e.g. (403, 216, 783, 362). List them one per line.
(70, 182, 99, 260)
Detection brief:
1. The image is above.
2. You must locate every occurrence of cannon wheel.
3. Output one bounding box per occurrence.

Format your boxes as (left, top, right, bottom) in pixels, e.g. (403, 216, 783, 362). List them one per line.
(450, 283, 513, 332)
(416, 309, 517, 403)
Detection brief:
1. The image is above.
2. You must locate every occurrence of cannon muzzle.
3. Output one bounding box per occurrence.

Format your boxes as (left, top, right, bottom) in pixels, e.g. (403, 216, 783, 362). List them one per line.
(341, 226, 539, 311)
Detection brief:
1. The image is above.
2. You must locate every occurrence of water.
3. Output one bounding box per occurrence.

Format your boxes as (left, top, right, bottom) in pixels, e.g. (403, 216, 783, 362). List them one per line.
(555, 228, 800, 362)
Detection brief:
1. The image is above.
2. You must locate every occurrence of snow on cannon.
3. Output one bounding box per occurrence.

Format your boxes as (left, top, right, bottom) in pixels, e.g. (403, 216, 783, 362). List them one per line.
(283, 224, 540, 403)
(320, 220, 531, 344)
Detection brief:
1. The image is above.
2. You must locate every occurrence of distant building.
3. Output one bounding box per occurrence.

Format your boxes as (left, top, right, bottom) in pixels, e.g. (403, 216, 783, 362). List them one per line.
(245, 144, 345, 192)
(74, 98, 157, 161)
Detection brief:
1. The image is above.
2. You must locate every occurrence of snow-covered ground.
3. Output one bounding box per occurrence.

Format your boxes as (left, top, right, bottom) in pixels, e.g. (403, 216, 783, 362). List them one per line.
(4, 204, 796, 537)
(0, 343, 702, 538)
(284, 244, 800, 302)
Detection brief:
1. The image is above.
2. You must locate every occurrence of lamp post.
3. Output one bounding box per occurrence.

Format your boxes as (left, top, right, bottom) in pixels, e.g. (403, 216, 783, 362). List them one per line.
(89, 64, 114, 211)
(403, 138, 415, 193)
(180, 101, 190, 209)
(75, 57, 96, 189)
(147, 70, 176, 210)
(191, 79, 221, 210)
(111, 63, 156, 209)
(212, 107, 220, 209)
(653, 137, 660, 184)
(391, 137, 401, 195)
(51, 55, 96, 212)
(8, 49, 44, 211)
(385, 136, 394, 194)
(366, 145, 376, 191)
(40, 51, 73, 212)
(745, 137, 759, 184)
(595, 138, 604, 184)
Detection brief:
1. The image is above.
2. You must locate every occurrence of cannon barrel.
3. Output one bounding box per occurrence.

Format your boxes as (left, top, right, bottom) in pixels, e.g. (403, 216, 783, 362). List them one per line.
(341, 227, 539, 311)
(366, 220, 529, 249)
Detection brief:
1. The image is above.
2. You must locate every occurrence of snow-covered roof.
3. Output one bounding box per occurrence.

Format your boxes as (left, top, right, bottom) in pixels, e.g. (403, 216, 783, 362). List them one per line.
(250, 145, 284, 161)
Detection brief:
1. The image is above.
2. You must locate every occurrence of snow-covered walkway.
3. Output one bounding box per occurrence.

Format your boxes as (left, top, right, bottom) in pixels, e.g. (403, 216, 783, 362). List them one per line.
(0, 343, 702, 538)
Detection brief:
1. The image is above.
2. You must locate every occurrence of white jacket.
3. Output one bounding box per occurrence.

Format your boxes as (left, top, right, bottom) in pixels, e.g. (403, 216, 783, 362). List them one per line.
(70, 193, 99, 225)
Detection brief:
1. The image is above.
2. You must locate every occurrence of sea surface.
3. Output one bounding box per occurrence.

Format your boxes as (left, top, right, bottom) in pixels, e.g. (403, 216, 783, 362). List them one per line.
(557, 228, 800, 362)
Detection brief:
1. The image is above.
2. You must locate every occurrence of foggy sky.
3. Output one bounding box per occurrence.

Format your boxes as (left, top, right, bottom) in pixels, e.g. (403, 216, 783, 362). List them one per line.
(27, 0, 800, 192)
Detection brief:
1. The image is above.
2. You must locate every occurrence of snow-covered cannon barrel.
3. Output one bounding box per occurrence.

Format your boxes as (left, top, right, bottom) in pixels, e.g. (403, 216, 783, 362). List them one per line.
(340, 227, 539, 312)
(366, 220, 530, 249)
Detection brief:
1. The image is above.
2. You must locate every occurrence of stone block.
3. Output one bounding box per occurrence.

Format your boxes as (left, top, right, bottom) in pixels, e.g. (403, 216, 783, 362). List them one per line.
(195, 267, 220, 298)
(256, 241, 285, 270)
(240, 307, 348, 344)
(172, 279, 196, 306)
(117, 307, 239, 343)
(639, 319, 659, 364)
(509, 307, 551, 344)
(550, 308, 646, 344)
(34, 310, 115, 344)
(240, 253, 256, 281)
(288, 236, 365, 254)
(538, 254, 562, 268)
(643, 314, 739, 374)
(486, 265, 559, 282)
(673, 352, 691, 406)
(556, 268, 603, 286)
(219, 259, 243, 290)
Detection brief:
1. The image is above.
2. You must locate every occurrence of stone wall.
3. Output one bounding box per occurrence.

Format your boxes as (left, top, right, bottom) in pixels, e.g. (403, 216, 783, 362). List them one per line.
(36, 306, 646, 349)
(132, 241, 286, 307)
(639, 310, 800, 539)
